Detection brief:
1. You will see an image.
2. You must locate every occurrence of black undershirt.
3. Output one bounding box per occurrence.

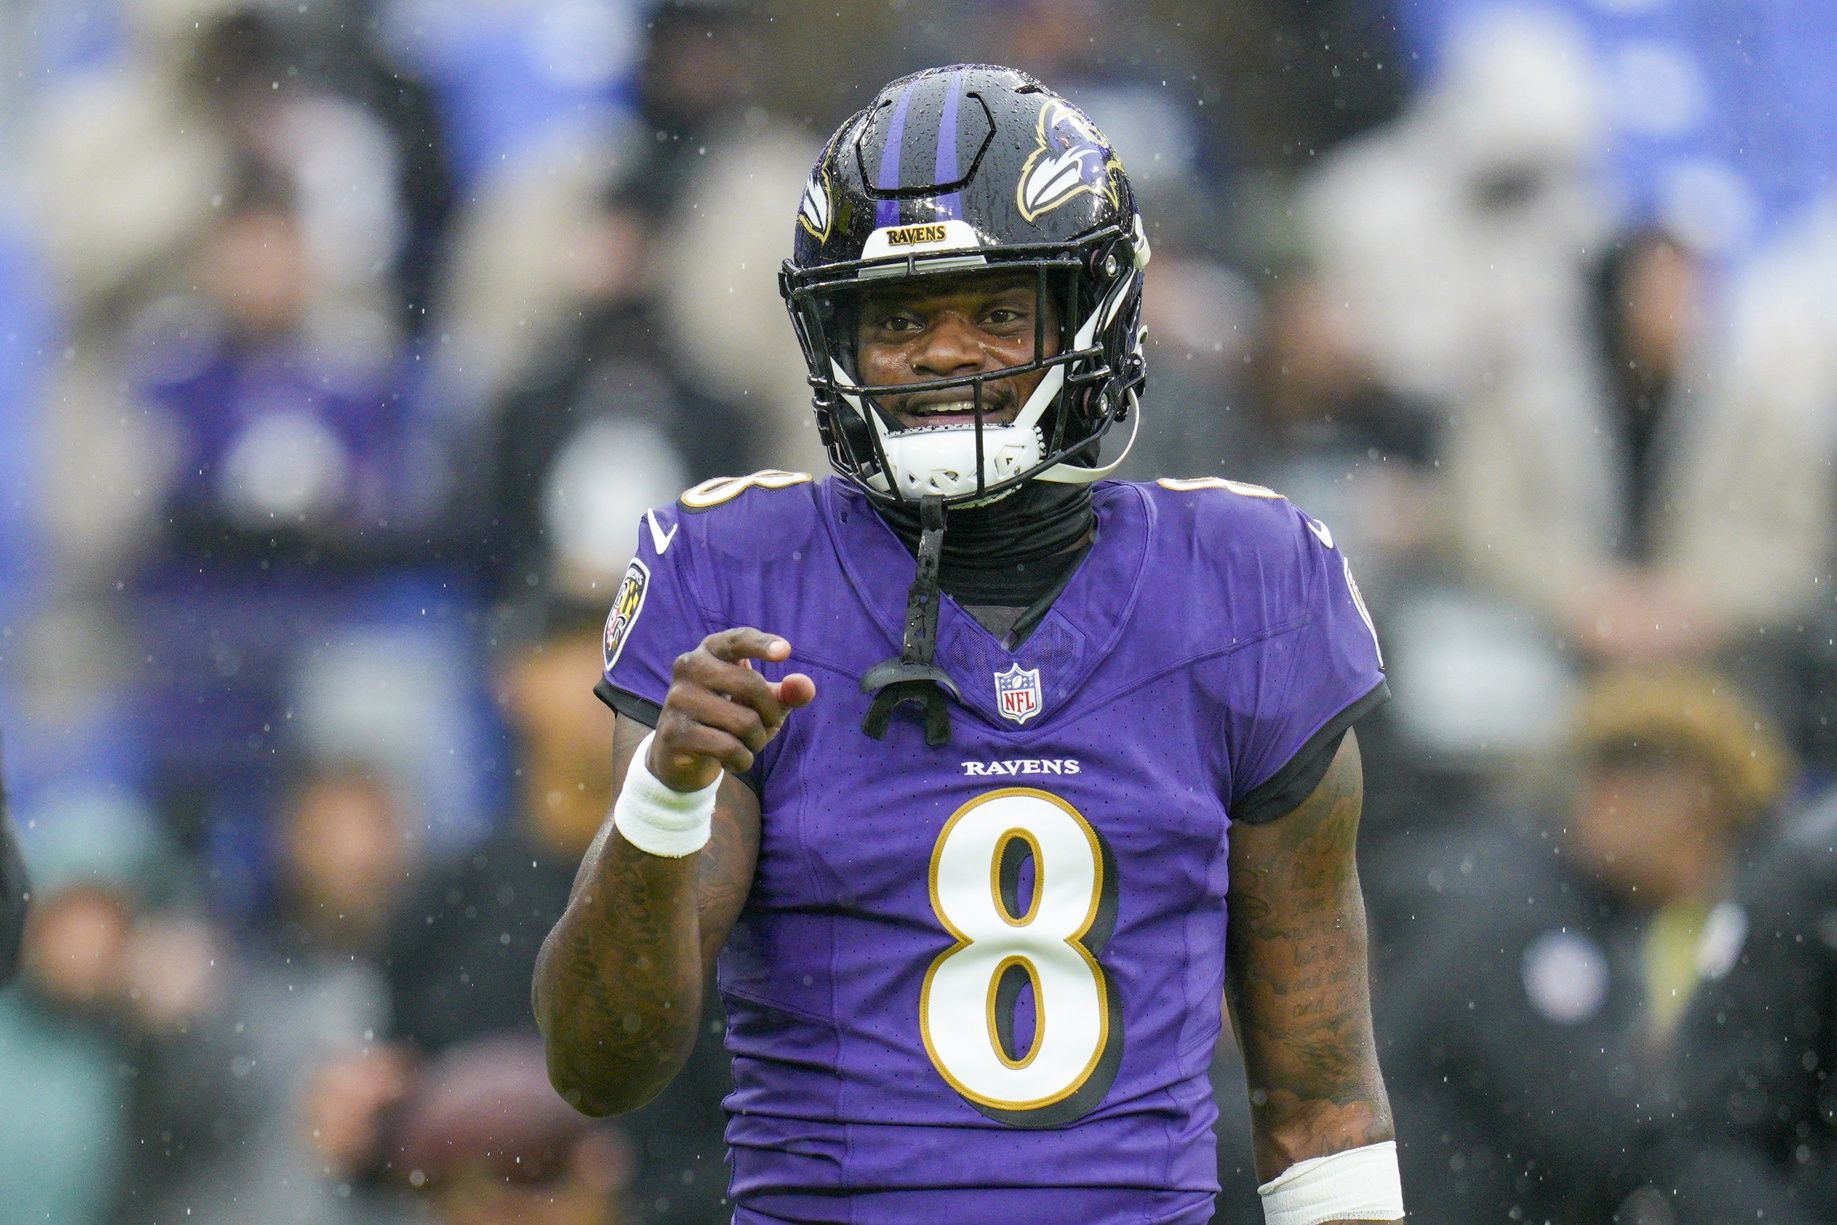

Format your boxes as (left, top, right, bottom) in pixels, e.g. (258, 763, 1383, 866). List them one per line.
(954, 540, 1093, 645)
(877, 483, 1096, 646)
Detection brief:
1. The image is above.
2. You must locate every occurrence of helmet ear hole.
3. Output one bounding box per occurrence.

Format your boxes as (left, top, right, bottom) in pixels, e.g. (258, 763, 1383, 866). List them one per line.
(1071, 383, 1105, 437)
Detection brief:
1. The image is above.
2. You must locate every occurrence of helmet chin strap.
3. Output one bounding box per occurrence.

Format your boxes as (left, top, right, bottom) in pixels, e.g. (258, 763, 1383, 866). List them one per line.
(1034, 263, 1148, 485)
(1033, 390, 1143, 484)
(860, 495, 960, 746)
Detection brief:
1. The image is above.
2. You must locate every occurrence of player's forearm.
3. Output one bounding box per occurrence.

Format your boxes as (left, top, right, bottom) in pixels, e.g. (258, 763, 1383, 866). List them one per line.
(1227, 734, 1398, 1183)
(1241, 1016, 1399, 1225)
(1231, 967, 1396, 1178)
(1233, 892, 1393, 1173)
(534, 829, 708, 1116)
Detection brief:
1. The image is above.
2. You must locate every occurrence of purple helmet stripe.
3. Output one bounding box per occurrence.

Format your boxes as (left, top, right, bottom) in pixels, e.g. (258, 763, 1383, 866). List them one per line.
(933, 68, 965, 220)
(874, 82, 917, 228)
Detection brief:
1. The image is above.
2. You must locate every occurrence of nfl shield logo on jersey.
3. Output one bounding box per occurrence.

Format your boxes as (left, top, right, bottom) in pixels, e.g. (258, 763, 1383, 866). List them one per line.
(993, 663, 1043, 726)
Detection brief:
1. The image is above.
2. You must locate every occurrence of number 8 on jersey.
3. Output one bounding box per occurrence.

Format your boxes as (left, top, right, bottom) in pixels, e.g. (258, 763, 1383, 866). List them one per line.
(919, 788, 1124, 1127)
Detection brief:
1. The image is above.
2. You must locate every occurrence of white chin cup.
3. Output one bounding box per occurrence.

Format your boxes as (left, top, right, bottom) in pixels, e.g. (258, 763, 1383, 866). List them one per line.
(871, 422, 1044, 500)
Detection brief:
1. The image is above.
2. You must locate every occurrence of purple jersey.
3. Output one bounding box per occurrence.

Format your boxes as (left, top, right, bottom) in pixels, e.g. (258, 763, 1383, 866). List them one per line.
(596, 473, 1386, 1225)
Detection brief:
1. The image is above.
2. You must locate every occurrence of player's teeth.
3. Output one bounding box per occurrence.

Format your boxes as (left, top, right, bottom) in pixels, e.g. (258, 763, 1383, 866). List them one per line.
(919, 401, 976, 415)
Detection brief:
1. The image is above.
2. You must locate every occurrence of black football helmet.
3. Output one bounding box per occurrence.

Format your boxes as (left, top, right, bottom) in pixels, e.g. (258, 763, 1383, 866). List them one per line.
(780, 64, 1149, 507)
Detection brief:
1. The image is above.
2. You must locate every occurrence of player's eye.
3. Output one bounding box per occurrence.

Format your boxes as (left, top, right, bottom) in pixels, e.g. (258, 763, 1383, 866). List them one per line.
(984, 306, 1026, 326)
(867, 309, 922, 334)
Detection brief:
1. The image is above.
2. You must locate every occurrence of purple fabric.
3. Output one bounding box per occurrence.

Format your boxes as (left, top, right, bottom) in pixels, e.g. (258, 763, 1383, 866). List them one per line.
(601, 476, 1386, 1219)
(736, 1186, 1215, 1225)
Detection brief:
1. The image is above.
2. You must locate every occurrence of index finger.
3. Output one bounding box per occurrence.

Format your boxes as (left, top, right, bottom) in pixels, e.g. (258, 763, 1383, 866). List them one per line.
(702, 627, 792, 665)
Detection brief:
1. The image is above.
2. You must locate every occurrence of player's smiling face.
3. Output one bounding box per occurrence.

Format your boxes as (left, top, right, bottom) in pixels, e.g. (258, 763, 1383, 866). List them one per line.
(854, 270, 1061, 431)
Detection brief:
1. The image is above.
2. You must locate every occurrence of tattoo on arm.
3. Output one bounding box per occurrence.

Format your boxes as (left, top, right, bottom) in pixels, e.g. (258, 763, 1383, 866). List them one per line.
(1227, 729, 1396, 1191)
(694, 781, 757, 970)
(533, 716, 759, 1115)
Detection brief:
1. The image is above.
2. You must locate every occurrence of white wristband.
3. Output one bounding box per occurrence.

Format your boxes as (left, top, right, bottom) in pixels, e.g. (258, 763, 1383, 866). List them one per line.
(612, 732, 720, 858)
(1258, 1140, 1405, 1225)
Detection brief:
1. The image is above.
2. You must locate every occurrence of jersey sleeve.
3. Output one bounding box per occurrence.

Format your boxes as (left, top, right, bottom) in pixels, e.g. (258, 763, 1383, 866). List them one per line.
(1222, 503, 1388, 824)
(593, 502, 721, 727)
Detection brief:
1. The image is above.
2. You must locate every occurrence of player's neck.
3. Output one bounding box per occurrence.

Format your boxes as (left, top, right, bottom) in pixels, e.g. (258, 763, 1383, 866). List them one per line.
(875, 481, 1094, 572)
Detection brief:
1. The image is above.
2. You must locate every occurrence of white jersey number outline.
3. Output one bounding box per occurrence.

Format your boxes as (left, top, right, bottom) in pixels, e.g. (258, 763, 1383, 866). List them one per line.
(919, 787, 1123, 1127)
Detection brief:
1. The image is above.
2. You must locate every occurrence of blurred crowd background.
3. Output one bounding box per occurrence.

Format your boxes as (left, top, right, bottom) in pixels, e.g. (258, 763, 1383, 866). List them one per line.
(0, 0, 1833, 1222)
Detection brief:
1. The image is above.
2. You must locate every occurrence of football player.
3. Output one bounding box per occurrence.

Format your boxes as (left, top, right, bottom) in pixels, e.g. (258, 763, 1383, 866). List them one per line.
(536, 65, 1402, 1225)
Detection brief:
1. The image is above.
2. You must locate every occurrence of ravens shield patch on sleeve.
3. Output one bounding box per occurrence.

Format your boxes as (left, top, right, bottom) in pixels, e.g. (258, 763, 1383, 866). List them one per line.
(603, 559, 651, 672)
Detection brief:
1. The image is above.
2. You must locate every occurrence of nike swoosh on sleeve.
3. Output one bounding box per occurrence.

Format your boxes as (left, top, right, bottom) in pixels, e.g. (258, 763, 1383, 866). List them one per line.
(645, 509, 679, 555)
(1303, 515, 1334, 550)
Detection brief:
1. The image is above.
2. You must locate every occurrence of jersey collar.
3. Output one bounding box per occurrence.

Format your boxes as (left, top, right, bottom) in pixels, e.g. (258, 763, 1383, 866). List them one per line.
(824, 479, 1152, 734)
